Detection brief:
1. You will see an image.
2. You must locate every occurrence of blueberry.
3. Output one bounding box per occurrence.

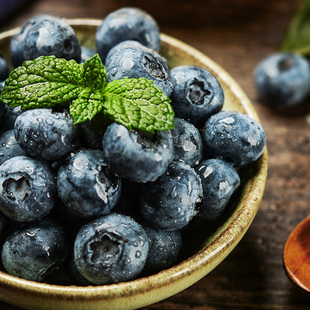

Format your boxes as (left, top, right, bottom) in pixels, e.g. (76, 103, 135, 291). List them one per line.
(80, 46, 96, 63)
(254, 52, 310, 107)
(74, 213, 149, 285)
(14, 108, 78, 162)
(195, 159, 240, 221)
(170, 65, 224, 128)
(1, 105, 23, 131)
(0, 129, 25, 165)
(202, 111, 266, 167)
(102, 122, 174, 183)
(57, 148, 122, 218)
(10, 15, 52, 67)
(0, 54, 9, 81)
(23, 15, 81, 62)
(140, 160, 203, 231)
(143, 224, 182, 271)
(96, 7, 160, 62)
(1, 218, 69, 281)
(0, 155, 57, 222)
(106, 45, 174, 97)
(105, 40, 144, 66)
(171, 117, 203, 167)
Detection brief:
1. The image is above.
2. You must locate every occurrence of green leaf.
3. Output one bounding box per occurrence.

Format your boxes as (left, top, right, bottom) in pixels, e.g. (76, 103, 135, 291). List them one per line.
(0, 55, 84, 109)
(280, 0, 310, 54)
(103, 77, 174, 133)
(70, 88, 105, 124)
(82, 54, 107, 90)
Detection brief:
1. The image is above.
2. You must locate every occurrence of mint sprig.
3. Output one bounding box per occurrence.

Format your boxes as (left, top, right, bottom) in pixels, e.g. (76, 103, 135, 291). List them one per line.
(0, 54, 174, 133)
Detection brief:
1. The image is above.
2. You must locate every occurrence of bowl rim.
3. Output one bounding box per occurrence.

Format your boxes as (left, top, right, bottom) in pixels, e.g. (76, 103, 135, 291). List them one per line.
(0, 17, 268, 305)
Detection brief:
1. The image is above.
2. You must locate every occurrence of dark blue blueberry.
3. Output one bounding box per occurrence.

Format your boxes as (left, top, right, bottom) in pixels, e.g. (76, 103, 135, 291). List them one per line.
(0, 129, 26, 165)
(1, 105, 23, 131)
(0, 155, 57, 222)
(14, 108, 78, 162)
(171, 117, 203, 167)
(64, 253, 93, 286)
(140, 160, 203, 231)
(170, 65, 224, 128)
(195, 159, 240, 221)
(102, 122, 174, 183)
(80, 46, 96, 63)
(0, 54, 9, 81)
(10, 15, 52, 67)
(106, 45, 174, 97)
(202, 110, 266, 167)
(74, 213, 149, 284)
(1, 218, 69, 281)
(96, 7, 160, 62)
(57, 148, 122, 218)
(254, 52, 310, 107)
(143, 224, 182, 271)
(23, 15, 81, 62)
(105, 40, 144, 66)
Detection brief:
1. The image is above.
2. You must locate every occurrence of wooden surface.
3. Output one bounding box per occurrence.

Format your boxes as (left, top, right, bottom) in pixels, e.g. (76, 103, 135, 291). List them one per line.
(1, 0, 310, 309)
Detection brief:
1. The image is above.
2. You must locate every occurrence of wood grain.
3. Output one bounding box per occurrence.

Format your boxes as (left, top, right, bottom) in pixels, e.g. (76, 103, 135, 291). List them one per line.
(1, 0, 310, 309)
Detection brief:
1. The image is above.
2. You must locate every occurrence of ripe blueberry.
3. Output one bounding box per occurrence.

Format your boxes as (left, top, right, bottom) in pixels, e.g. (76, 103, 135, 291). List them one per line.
(74, 213, 149, 285)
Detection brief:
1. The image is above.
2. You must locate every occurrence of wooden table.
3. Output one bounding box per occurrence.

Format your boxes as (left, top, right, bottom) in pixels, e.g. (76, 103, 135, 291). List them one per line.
(0, 0, 310, 309)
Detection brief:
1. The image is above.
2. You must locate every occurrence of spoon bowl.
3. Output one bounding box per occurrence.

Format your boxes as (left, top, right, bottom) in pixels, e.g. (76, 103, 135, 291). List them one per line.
(283, 215, 310, 293)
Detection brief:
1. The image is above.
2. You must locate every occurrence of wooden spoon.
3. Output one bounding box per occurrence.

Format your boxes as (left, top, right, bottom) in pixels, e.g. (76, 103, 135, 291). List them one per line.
(283, 215, 310, 292)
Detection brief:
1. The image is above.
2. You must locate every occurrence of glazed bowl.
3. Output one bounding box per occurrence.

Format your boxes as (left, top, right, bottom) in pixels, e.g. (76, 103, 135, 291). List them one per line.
(0, 19, 268, 310)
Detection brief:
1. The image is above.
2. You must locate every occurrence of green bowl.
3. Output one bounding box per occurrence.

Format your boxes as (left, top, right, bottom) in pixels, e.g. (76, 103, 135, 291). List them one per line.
(0, 18, 268, 310)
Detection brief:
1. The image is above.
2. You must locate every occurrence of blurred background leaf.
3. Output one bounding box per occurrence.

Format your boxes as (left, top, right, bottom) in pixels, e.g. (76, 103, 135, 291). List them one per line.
(280, 0, 310, 55)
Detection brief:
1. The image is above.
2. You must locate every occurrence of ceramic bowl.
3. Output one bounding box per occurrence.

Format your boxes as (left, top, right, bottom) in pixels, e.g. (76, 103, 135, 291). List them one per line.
(0, 18, 268, 310)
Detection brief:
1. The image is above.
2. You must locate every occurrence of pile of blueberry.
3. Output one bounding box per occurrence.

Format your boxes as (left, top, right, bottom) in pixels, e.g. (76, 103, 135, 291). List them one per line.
(0, 7, 266, 285)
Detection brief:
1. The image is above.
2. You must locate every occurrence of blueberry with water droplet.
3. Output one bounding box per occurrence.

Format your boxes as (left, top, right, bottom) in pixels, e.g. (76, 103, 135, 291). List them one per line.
(10, 14, 52, 67)
(0, 129, 25, 165)
(195, 159, 240, 221)
(96, 7, 160, 62)
(14, 108, 78, 162)
(1, 218, 69, 281)
(74, 213, 149, 284)
(171, 117, 203, 167)
(102, 122, 174, 183)
(105, 40, 144, 66)
(106, 45, 174, 96)
(22, 15, 81, 62)
(140, 160, 203, 231)
(57, 148, 121, 218)
(143, 224, 182, 271)
(202, 110, 266, 167)
(170, 65, 224, 128)
(0, 156, 57, 222)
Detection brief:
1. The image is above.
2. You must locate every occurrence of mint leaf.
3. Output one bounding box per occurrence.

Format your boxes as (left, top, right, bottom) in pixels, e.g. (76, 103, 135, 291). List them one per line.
(104, 77, 174, 133)
(0, 55, 84, 109)
(280, 0, 310, 54)
(70, 88, 105, 123)
(82, 54, 107, 90)
(0, 54, 175, 133)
